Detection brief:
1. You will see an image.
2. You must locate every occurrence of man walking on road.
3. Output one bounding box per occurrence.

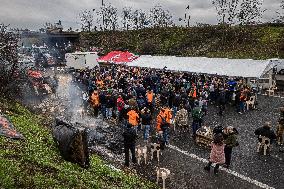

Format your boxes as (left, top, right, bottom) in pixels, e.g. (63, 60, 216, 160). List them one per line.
(123, 123, 137, 167)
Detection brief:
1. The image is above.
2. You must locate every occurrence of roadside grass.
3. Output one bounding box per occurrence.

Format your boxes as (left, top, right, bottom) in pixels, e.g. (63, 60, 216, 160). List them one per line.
(0, 99, 158, 189)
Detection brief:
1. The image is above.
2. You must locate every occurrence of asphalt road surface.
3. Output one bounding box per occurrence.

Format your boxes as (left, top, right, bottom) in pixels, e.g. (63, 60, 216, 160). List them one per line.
(135, 95, 284, 189)
(22, 70, 284, 189)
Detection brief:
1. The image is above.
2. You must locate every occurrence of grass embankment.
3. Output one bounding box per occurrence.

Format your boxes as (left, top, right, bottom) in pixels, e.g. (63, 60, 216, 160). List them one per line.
(0, 99, 157, 189)
(80, 25, 284, 59)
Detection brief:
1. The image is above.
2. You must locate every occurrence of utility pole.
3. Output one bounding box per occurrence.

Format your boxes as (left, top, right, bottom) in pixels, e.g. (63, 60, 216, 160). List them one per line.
(185, 5, 190, 27)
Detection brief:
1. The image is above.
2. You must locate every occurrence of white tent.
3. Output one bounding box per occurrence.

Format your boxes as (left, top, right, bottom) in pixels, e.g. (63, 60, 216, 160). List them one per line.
(127, 55, 278, 78)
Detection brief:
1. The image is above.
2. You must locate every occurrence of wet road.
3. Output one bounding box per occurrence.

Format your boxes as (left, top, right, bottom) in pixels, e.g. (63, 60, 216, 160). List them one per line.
(140, 95, 284, 189)
(22, 70, 284, 189)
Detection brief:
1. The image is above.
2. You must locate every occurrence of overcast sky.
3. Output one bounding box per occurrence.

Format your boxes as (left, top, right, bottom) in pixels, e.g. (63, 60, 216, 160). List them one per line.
(0, 0, 282, 30)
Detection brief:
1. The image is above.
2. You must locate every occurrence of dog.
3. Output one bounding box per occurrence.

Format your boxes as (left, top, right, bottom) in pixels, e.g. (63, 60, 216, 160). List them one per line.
(150, 143, 161, 163)
(135, 145, 148, 165)
(77, 107, 86, 118)
(257, 136, 271, 155)
(156, 167, 171, 189)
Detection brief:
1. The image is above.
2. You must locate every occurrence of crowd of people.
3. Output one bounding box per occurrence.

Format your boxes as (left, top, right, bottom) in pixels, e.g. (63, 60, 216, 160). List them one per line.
(72, 64, 283, 171)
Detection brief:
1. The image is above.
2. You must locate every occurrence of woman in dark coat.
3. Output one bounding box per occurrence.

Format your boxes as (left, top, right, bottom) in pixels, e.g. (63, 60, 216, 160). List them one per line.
(223, 126, 239, 168)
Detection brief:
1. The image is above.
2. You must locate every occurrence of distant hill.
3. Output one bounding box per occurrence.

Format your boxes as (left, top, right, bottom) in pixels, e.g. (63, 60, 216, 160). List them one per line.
(80, 25, 284, 60)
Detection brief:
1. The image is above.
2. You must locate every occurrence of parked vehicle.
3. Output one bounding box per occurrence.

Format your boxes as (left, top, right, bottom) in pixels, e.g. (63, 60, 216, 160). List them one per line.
(65, 52, 99, 70)
(27, 69, 56, 96)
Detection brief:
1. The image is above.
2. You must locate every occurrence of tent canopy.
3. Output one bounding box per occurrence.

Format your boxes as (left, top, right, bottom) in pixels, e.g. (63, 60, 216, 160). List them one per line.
(97, 51, 138, 64)
(127, 55, 274, 78)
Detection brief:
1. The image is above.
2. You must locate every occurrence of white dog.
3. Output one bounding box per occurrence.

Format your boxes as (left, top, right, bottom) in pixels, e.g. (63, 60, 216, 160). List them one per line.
(136, 145, 148, 165)
(150, 143, 161, 163)
(156, 167, 171, 189)
(77, 107, 85, 118)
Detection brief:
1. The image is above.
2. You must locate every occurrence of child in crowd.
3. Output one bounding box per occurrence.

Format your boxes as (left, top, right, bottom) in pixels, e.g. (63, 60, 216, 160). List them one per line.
(204, 133, 225, 174)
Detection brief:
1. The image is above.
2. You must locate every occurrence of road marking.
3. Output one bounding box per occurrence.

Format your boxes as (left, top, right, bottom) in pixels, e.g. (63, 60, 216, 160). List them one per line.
(259, 94, 284, 98)
(168, 145, 275, 189)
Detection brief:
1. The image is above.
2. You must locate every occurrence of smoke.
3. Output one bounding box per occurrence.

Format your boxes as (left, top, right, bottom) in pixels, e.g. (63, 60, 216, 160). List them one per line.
(55, 73, 104, 128)
(56, 74, 84, 121)
(22, 71, 109, 130)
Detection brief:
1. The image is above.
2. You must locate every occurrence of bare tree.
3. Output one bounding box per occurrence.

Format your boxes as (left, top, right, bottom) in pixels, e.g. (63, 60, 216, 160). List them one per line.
(212, 0, 240, 24)
(149, 5, 173, 28)
(122, 8, 150, 30)
(136, 10, 150, 29)
(79, 10, 94, 32)
(275, 1, 284, 23)
(212, 0, 265, 25)
(98, 4, 118, 30)
(122, 7, 133, 30)
(237, 0, 265, 25)
(132, 10, 140, 30)
(0, 24, 20, 96)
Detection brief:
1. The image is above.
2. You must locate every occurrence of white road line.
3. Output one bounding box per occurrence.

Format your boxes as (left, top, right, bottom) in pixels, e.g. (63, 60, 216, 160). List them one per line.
(168, 145, 275, 189)
(259, 94, 284, 98)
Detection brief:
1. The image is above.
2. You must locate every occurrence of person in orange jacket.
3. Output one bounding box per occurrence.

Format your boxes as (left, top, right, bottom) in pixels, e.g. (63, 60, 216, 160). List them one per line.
(127, 108, 140, 133)
(90, 90, 100, 117)
(156, 107, 171, 145)
(156, 108, 165, 132)
(146, 88, 155, 113)
(164, 107, 173, 124)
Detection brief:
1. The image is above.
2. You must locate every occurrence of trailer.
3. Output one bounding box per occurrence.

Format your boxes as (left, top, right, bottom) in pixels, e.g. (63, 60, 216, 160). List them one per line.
(65, 52, 99, 70)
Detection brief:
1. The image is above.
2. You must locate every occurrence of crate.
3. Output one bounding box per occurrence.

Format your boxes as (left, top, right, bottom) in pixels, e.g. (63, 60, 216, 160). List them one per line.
(195, 130, 213, 148)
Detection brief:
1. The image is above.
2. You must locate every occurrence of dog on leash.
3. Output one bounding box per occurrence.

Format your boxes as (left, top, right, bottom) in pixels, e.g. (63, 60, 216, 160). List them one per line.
(135, 145, 148, 165)
(150, 143, 161, 163)
(156, 167, 171, 189)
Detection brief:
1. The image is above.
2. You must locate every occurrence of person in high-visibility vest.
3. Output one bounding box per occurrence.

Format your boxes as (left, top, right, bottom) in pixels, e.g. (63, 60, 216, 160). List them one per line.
(96, 78, 104, 89)
(156, 109, 165, 132)
(192, 86, 197, 99)
(90, 90, 100, 117)
(127, 108, 140, 133)
(146, 88, 155, 113)
(164, 107, 173, 124)
(156, 107, 171, 146)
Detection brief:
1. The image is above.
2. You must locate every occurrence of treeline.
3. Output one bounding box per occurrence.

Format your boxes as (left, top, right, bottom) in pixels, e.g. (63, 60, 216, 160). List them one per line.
(79, 0, 284, 32)
(80, 25, 284, 60)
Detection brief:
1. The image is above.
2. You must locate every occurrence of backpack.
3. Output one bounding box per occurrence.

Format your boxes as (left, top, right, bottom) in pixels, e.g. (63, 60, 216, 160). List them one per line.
(192, 107, 202, 120)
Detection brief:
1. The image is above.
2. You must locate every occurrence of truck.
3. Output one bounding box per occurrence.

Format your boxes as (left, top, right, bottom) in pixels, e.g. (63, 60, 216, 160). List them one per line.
(65, 52, 99, 70)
